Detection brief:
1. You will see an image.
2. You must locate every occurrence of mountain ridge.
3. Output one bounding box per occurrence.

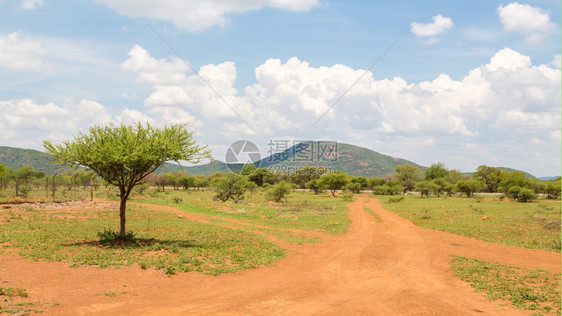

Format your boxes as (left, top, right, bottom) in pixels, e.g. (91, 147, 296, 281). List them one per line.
(0, 144, 551, 179)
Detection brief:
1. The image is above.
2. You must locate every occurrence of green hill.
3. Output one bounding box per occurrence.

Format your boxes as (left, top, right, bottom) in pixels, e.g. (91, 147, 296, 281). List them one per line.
(0, 146, 61, 174)
(0, 144, 545, 179)
(256, 141, 424, 177)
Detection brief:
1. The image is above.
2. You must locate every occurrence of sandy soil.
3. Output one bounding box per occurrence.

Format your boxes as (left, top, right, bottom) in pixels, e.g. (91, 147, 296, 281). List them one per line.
(0, 196, 559, 315)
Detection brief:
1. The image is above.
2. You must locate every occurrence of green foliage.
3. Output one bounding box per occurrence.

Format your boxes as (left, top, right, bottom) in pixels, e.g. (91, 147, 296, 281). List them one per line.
(394, 164, 422, 190)
(424, 162, 448, 180)
(432, 178, 454, 196)
(474, 165, 505, 193)
(248, 168, 276, 187)
(344, 182, 363, 193)
(456, 179, 485, 197)
(289, 166, 323, 188)
(373, 181, 404, 195)
(543, 180, 561, 199)
(498, 171, 531, 193)
(508, 186, 537, 202)
(367, 177, 386, 189)
(44, 122, 210, 238)
(265, 181, 292, 202)
(415, 180, 439, 197)
(319, 172, 350, 197)
(445, 169, 465, 184)
(240, 163, 257, 176)
(451, 256, 560, 313)
(350, 176, 368, 189)
(305, 179, 325, 194)
(212, 174, 249, 203)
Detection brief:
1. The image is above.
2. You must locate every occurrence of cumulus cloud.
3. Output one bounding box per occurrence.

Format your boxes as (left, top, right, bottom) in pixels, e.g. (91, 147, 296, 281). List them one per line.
(0, 32, 47, 71)
(550, 54, 561, 68)
(123, 45, 560, 156)
(96, 0, 320, 31)
(497, 2, 555, 44)
(20, 0, 42, 9)
(0, 99, 112, 148)
(411, 14, 454, 37)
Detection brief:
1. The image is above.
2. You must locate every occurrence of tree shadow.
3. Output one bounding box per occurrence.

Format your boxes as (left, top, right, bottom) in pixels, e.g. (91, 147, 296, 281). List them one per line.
(62, 237, 197, 250)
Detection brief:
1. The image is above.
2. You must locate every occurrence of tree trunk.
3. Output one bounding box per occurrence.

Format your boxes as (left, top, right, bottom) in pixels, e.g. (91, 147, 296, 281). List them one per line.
(119, 189, 127, 239)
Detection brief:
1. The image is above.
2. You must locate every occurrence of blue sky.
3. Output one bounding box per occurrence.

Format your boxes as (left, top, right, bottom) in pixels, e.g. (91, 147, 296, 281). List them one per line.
(0, 0, 560, 177)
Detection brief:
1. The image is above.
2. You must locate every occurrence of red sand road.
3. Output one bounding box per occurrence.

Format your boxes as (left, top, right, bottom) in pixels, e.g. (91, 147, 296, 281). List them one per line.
(1, 196, 559, 315)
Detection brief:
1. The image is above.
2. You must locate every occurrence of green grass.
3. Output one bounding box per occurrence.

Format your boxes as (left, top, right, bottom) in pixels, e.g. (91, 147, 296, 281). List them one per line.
(132, 190, 351, 234)
(0, 203, 285, 275)
(0, 287, 28, 297)
(363, 206, 382, 222)
(451, 256, 561, 313)
(379, 195, 561, 252)
(0, 189, 351, 276)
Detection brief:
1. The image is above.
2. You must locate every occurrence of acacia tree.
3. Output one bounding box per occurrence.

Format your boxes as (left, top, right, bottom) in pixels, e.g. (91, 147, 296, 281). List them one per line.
(319, 172, 350, 197)
(394, 164, 422, 190)
(44, 122, 210, 239)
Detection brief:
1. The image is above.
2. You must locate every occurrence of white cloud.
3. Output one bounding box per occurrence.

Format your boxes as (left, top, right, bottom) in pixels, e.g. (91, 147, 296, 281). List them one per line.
(551, 54, 561, 68)
(96, 0, 320, 31)
(123, 45, 560, 153)
(20, 0, 42, 9)
(0, 32, 47, 71)
(0, 99, 112, 148)
(116, 108, 154, 125)
(411, 14, 454, 37)
(497, 2, 555, 44)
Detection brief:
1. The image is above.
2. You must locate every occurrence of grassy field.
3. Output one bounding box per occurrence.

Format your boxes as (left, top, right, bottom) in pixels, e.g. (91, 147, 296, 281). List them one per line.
(379, 194, 561, 252)
(130, 189, 351, 234)
(451, 256, 560, 313)
(0, 188, 349, 276)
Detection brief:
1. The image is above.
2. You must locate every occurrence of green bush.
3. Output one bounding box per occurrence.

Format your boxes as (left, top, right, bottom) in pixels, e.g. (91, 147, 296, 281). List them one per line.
(212, 174, 249, 203)
(265, 181, 292, 202)
(517, 188, 537, 202)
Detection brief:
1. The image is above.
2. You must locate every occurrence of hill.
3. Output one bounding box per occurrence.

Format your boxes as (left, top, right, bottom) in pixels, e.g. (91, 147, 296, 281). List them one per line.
(256, 141, 424, 177)
(0, 146, 60, 174)
(0, 144, 548, 179)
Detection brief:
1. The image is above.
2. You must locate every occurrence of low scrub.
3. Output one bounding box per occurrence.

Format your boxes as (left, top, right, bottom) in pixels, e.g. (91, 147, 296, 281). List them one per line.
(451, 256, 560, 313)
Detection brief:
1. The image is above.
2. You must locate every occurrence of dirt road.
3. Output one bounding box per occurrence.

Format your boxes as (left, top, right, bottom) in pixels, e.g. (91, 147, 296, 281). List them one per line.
(1, 196, 559, 315)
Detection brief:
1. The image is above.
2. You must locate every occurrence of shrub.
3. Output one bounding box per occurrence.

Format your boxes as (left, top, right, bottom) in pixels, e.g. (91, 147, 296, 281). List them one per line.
(305, 179, 325, 194)
(516, 188, 537, 202)
(265, 181, 292, 202)
(212, 174, 249, 203)
(507, 185, 522, 200)
(415, 181, 439, 197)
(345, 182, 363, 194)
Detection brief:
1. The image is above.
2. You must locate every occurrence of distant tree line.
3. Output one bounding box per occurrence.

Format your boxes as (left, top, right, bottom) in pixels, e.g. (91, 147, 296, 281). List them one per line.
(204, 163, 560, 204)
(0, 164, 100, 200)
(1, 161, 558, 204)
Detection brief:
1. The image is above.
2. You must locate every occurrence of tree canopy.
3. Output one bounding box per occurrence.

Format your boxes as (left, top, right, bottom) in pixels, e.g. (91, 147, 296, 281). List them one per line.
(44, 122, 210, 238)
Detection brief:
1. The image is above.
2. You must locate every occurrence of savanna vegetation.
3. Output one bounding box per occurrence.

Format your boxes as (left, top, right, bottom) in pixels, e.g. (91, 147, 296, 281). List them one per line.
(0, 122, 559, 314)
